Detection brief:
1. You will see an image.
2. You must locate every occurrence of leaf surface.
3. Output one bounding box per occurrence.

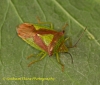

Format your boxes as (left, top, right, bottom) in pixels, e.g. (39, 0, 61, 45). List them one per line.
(0, 0, 100, 85)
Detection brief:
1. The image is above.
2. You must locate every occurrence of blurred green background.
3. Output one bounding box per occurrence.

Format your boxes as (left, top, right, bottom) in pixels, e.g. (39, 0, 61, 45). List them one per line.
(0, 0, 100, 85)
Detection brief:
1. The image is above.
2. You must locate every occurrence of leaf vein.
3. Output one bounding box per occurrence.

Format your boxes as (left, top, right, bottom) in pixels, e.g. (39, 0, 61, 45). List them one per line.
(0, 1, 10, 49)
(10, 0, 23, 23)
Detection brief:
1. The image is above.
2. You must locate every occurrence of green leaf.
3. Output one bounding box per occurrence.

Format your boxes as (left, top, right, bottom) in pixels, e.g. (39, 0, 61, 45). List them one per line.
(0, 0, 100, 85)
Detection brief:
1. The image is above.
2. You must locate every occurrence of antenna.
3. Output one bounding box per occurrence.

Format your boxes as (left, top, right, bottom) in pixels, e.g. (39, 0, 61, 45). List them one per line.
(71, 27, 87, 48)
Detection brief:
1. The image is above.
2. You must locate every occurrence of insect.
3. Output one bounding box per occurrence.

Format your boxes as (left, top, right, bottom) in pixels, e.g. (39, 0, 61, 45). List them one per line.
(17, 18, 86, 72)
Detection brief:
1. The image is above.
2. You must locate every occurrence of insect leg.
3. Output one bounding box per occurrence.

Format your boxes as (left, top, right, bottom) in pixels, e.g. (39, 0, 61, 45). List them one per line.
(56, 53, 64, 72)
(36, 17, 53, 29)
(59, 37, 72, 50)
(27, 51, 43, 59)
(28, 52, 46, 67)
(27, 54, 34, 59)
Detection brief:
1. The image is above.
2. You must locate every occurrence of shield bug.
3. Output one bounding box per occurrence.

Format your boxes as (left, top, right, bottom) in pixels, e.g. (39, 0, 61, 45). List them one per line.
(17, 18, 86, 72)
